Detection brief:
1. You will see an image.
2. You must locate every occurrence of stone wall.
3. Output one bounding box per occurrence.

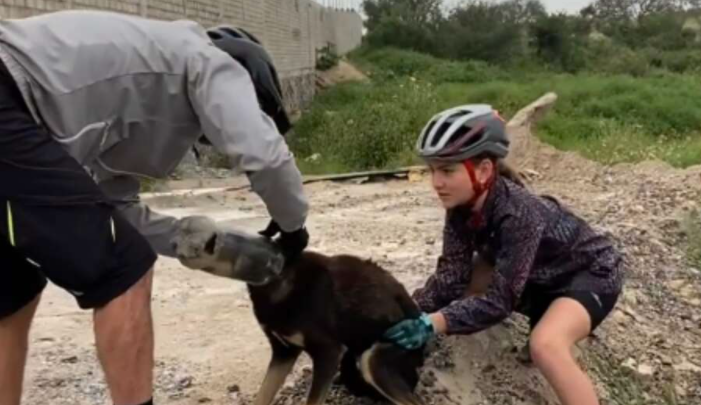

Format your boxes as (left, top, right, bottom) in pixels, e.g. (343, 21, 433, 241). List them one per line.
(0, 0, 364, 110)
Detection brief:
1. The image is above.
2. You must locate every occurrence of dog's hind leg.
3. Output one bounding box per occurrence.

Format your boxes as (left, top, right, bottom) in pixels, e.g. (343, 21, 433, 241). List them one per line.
(338, 351, 385, 400)
(254, 338, 302, 405)
(306, 343, 345, 405)
(359, 343, 425, 405)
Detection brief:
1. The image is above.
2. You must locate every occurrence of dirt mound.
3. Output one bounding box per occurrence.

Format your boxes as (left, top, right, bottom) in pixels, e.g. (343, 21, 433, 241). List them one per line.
(316, 60, 368, 89)
(504, 93, 701, 403)
(223, 330, 556, 405)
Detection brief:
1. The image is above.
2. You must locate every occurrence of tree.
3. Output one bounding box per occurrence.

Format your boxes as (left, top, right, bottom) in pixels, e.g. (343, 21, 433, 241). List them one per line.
(530, 13, 588, 72)
(503, 0, 548, 24)
(362, 0, 442, 31)
(362, 0, 443, 53)
(583, 0, 698, 48)
(589, 0, 691, 21)
(432, 0, 547, 63)
(440, 1, 521, 62)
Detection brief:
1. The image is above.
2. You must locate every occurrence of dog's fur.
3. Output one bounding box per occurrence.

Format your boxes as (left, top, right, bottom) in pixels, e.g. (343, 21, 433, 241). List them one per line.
(242, 162, 513, 405)
(248, 251, 426, 405)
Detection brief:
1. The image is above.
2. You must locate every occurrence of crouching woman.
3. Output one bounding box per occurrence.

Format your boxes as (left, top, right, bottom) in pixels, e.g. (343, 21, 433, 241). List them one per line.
(384, 104, 624, 405)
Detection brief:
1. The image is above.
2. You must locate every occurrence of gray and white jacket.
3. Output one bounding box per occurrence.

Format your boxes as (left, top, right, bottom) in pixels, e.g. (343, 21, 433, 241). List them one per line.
(0, 10, 308, 257)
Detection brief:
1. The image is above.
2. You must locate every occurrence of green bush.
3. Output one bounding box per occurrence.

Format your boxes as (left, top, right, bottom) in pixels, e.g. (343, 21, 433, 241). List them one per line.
(534, 74, 701, 166)
(656, 50, 701, 73)
(316, 44, 340, 71)
(628, 12, 693, 51)
(291, 49, 701, 174)
(290, 79, 439, 172)
(350, 46, 439, 78)
(436, 10, 527, 64)
(530, 13, 589, 73)
(584, 40, 650, 77)
(364, 18, 437, 54)
(350, 47, 513, 83)
(359, 0, 701, 77)
(433, 81, 549, 117)
(426, 59, 509, 83)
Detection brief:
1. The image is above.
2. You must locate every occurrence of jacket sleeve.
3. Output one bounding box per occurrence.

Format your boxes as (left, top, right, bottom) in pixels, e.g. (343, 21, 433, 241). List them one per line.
(186, 46, 308, 232)
(412, 216, 474, 313)
(439, 212, 546, 335)
(98, 175, 179, 258)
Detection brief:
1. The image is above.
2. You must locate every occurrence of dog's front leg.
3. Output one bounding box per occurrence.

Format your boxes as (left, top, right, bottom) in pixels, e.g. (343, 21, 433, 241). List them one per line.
(306, 344, 345, 405)
(254, 338, 302, 405)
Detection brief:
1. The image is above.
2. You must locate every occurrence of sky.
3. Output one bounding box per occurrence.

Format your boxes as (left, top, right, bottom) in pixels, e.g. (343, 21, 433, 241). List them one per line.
(442, 0, 595, 14)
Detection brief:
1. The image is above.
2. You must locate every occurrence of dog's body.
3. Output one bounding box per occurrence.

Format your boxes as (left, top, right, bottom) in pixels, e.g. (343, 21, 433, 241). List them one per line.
(248, 251, 426, 405)
(172, 218, 497, 405)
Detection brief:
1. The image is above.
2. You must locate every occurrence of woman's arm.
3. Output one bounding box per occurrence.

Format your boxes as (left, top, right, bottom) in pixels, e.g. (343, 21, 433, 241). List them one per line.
(437, 212, 546, 335)
(412, 213, 475, 313)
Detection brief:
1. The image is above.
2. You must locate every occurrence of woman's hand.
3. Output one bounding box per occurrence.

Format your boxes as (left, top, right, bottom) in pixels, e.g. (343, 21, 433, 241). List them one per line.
(383, 312, 447, 350)
(429, 312, 448, 334)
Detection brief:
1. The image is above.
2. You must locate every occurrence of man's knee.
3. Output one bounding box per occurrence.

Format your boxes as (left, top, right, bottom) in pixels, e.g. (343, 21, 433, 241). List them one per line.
(132, 268, 154, 292)
(94, 269, 154, 344)
(0, 293, 41, 328)
(131, 268, 154, 303)
(101, 268, 154, 309)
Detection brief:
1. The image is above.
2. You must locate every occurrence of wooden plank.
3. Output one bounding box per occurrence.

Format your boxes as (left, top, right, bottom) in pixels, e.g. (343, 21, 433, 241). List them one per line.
(301, 165, 426, 184)
(224, 165, 427, 192)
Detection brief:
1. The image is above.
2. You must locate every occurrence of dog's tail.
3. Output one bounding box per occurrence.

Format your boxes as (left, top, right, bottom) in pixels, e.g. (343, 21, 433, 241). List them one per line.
(358, 343, 425, 405)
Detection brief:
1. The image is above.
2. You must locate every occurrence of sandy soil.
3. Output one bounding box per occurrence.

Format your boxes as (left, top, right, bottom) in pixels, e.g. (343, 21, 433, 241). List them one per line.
(20, 94, 701, 405)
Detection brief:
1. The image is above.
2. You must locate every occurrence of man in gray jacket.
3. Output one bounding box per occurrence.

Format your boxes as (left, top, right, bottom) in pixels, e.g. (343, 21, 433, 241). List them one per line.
(0, 10, 309, 405)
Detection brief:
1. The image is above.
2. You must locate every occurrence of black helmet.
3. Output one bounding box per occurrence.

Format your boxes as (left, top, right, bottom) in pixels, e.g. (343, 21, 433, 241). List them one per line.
(416, 104, 509, 161)
(207, 25, 292, 135)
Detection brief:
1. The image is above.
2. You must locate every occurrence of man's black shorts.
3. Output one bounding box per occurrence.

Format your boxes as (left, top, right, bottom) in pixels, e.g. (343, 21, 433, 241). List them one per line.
(0, 59, 157, 319)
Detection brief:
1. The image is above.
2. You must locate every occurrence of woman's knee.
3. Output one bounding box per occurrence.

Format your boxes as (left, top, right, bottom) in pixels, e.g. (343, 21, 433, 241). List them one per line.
(529, 331, 571, 369)
(528, 297, 593, 368)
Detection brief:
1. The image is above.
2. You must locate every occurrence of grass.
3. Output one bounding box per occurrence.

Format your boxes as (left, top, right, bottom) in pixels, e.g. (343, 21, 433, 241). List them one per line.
(585, 351, 679, 405)
(290, 47, 701, 174)
(289, 79, 440, 172)
(139, 177, 168, 193)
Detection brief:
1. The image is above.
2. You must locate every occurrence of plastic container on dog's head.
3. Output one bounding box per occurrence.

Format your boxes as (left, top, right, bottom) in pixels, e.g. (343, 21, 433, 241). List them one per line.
(172, 216, 284, 285)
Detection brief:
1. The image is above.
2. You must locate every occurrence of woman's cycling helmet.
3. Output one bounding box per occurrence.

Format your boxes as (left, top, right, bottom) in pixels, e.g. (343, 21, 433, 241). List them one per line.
(416, 104, 509, 161)
(206, 25, 292, 135)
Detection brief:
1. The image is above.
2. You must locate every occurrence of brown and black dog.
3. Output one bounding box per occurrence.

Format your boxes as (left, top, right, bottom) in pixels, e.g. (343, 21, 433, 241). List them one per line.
(171, 217, 426, 405)
(243, 163, 519, 405)
(172, 217, 499, 405)
(247, 251, 426, 405)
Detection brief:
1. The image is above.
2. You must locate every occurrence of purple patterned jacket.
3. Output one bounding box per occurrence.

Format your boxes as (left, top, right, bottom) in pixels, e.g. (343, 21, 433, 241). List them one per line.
(413, 176, 624, 335)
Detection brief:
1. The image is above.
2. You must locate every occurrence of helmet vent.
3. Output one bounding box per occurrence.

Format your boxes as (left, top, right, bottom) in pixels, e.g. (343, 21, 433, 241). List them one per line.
(421, 121, 437, 149)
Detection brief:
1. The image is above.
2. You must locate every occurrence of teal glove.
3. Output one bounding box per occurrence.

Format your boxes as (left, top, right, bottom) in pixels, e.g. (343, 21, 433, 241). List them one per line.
(383, 313, 435, 350)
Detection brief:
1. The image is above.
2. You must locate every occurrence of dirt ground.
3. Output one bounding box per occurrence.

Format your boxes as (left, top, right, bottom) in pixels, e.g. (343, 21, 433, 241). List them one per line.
(21, 96, 701, 405)
(315, 60, 368, 90)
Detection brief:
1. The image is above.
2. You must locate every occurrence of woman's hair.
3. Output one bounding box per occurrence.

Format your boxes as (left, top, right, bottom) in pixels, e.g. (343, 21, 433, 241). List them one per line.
(469, 153, 525, 187)
(497, 159, 525, 187)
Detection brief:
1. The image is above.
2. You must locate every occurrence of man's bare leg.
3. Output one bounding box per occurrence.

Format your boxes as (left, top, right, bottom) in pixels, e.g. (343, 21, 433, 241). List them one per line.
(94, 269, 154, 405)
(0, 294, 41, 405)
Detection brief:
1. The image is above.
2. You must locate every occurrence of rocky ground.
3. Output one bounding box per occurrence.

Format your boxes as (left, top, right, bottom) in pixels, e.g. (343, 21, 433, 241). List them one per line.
(21, 94, 701, 405)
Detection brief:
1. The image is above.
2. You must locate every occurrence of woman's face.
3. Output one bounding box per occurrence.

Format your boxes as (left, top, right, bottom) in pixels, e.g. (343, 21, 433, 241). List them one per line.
(428, 160, 493, 209)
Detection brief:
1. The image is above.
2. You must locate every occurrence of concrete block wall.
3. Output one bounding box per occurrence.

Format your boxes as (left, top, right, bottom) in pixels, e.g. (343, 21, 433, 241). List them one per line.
(0, 0, 364, 109)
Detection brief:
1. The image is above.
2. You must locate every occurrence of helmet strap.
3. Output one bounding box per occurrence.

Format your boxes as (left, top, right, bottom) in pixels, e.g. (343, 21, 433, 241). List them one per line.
(463, 159, 495, 228)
